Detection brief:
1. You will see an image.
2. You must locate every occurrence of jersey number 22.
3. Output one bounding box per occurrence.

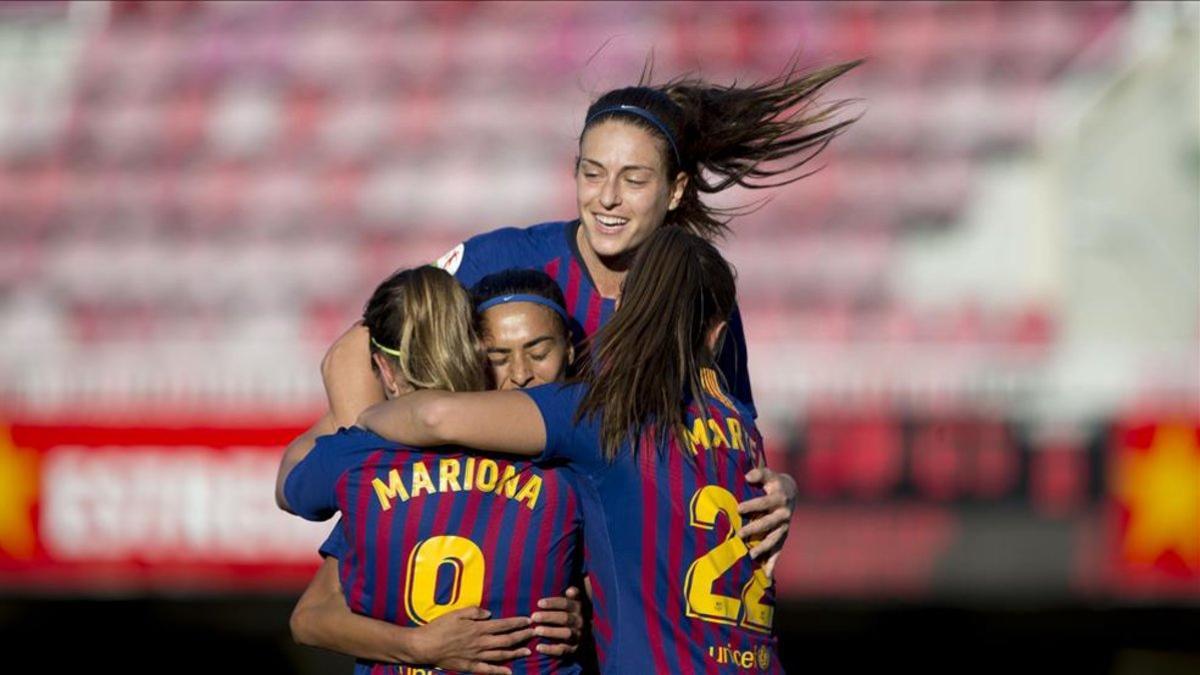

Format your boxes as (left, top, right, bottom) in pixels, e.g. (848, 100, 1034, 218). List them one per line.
(684, 485, 774, 632)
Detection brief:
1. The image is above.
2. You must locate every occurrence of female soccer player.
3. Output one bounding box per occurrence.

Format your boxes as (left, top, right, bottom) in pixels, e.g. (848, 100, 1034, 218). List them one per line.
(281, 266, 586, 675)
(324, 61, 858, 563)
(283, 270, 587, 674)
(359, 228, 785, 673)
(472, 269, 575, 391)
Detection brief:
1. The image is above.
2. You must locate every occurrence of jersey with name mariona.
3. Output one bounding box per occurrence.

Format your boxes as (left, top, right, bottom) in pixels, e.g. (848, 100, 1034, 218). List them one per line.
(524, 371, 782, 674)
(436, 219, 757, 418)
(286, 427, 584, 675)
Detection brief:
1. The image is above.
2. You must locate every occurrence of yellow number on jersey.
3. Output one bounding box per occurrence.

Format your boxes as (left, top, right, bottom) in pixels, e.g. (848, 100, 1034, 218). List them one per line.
(404, 535, 485, 625)
(683, 485, 775, 632)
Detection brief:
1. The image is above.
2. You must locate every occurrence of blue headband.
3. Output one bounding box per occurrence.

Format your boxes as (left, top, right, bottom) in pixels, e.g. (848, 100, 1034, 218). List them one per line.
(585, 104, 683, 168)
(477, 294, 571, 325)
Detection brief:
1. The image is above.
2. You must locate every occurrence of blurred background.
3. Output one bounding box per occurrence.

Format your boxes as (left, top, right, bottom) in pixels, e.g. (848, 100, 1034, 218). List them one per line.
(0, 1, 1196, 673)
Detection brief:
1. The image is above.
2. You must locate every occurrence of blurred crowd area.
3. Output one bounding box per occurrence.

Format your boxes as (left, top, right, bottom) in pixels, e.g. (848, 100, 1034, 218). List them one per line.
(0, 0, 1197, 603)
(1, 0, 1192, 416)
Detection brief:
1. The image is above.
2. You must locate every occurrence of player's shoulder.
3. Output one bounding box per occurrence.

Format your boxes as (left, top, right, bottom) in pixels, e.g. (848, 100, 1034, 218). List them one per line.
(313, 426, 404, 457)
(727, 396, 759, 434)
(517, 219, 575, 241)
(708, 376, 752, 419)
(524, 380, 589, 410)
(441, 220, 571, 273)
(477, 220, 571, 252)
(699, 381, 758, 439)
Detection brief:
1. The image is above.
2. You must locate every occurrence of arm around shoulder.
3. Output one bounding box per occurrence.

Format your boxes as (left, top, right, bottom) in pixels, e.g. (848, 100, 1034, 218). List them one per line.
(358, 389, 546, 456)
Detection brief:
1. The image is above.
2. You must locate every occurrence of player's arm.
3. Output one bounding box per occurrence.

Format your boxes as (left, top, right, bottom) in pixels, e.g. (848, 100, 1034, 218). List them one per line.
(358, 390, 546, 456)
(279, 318, 398, 511)
(291, 556, 421, 662)
(276, 412, 335, 512)
(322, 322, 386, 429)
(291, 557, 535, 673)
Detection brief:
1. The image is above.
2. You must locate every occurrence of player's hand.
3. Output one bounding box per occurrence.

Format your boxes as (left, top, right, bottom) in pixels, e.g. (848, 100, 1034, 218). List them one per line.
(737, 467, 797, 579)
(411, 606, 534, 675)
(531, 586, 584, 656)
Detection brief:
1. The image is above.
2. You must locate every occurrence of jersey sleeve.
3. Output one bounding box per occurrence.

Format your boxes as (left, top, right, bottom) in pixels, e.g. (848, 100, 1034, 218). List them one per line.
(718, 303, 756, 419)
(284, 431, 360, 522)
(434, 227, 527, 288)
(318, 519, 347, 559)
(522, 382, 602, 467)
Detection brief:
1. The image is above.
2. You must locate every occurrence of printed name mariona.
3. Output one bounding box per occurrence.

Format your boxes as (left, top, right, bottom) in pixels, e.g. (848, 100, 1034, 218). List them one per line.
(372, 457, 543, 511)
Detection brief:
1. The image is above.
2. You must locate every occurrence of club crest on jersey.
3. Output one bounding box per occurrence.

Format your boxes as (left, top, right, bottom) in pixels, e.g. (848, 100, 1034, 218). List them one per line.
(433, 243, 465, 275)
(756, 644, 771, 670)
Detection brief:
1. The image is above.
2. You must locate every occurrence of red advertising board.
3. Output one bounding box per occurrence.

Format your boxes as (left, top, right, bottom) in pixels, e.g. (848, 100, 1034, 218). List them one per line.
(0, 421, 329, 592)
(0, 414, 1195, 600)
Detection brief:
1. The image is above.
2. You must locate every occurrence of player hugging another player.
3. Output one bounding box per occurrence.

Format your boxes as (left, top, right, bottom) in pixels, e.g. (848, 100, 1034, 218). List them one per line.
(278, 267, 586, 674)
(322, 61, 862, 558)
(360, 227, 784, 673)
(289, 57, 862, 673)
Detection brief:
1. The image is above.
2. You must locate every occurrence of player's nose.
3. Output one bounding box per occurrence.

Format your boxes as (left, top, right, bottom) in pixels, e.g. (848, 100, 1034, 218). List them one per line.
(509, 358, 535, 388)
(599, 176, 622, 208)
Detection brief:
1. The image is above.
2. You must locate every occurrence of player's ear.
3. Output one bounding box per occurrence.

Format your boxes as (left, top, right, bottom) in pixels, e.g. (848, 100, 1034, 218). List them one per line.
(372, 353, 403, 399)
(667, 171, 688, 211)
(705, 319, 728, 355)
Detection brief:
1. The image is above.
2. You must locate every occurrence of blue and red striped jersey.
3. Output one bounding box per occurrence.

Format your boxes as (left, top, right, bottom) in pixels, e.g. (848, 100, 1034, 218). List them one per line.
(436, 220, 757, 417)
(286, 427, 584, 675)
(524, 372, 782, 674)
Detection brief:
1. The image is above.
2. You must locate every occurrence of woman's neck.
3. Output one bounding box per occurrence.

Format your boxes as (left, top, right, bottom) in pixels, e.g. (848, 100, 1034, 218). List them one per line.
(574, 224, 632, 299)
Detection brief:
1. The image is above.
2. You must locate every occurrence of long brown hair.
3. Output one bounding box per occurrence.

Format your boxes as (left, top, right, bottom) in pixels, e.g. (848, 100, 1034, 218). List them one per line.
(575, 227, 736, 460)
(581, 58, 861, 240)
(363, 266, 487, 393)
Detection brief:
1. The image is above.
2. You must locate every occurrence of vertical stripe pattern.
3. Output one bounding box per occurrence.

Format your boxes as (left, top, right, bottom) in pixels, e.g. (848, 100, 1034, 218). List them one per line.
(576, 372, 781, 673)
(334, 446, 583, 674)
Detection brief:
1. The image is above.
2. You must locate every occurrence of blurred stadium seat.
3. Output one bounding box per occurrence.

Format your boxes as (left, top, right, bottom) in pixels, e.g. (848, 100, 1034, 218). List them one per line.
(0, 0, 1139, 412)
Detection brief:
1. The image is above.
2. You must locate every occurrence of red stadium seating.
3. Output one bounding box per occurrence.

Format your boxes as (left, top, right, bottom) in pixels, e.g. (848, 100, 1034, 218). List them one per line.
(0, 0, 1130, 406)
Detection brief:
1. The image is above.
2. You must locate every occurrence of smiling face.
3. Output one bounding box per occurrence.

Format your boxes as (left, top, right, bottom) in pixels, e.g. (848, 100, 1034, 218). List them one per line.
(480, 301, 572, 390)
(576, 119, 687, 262)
